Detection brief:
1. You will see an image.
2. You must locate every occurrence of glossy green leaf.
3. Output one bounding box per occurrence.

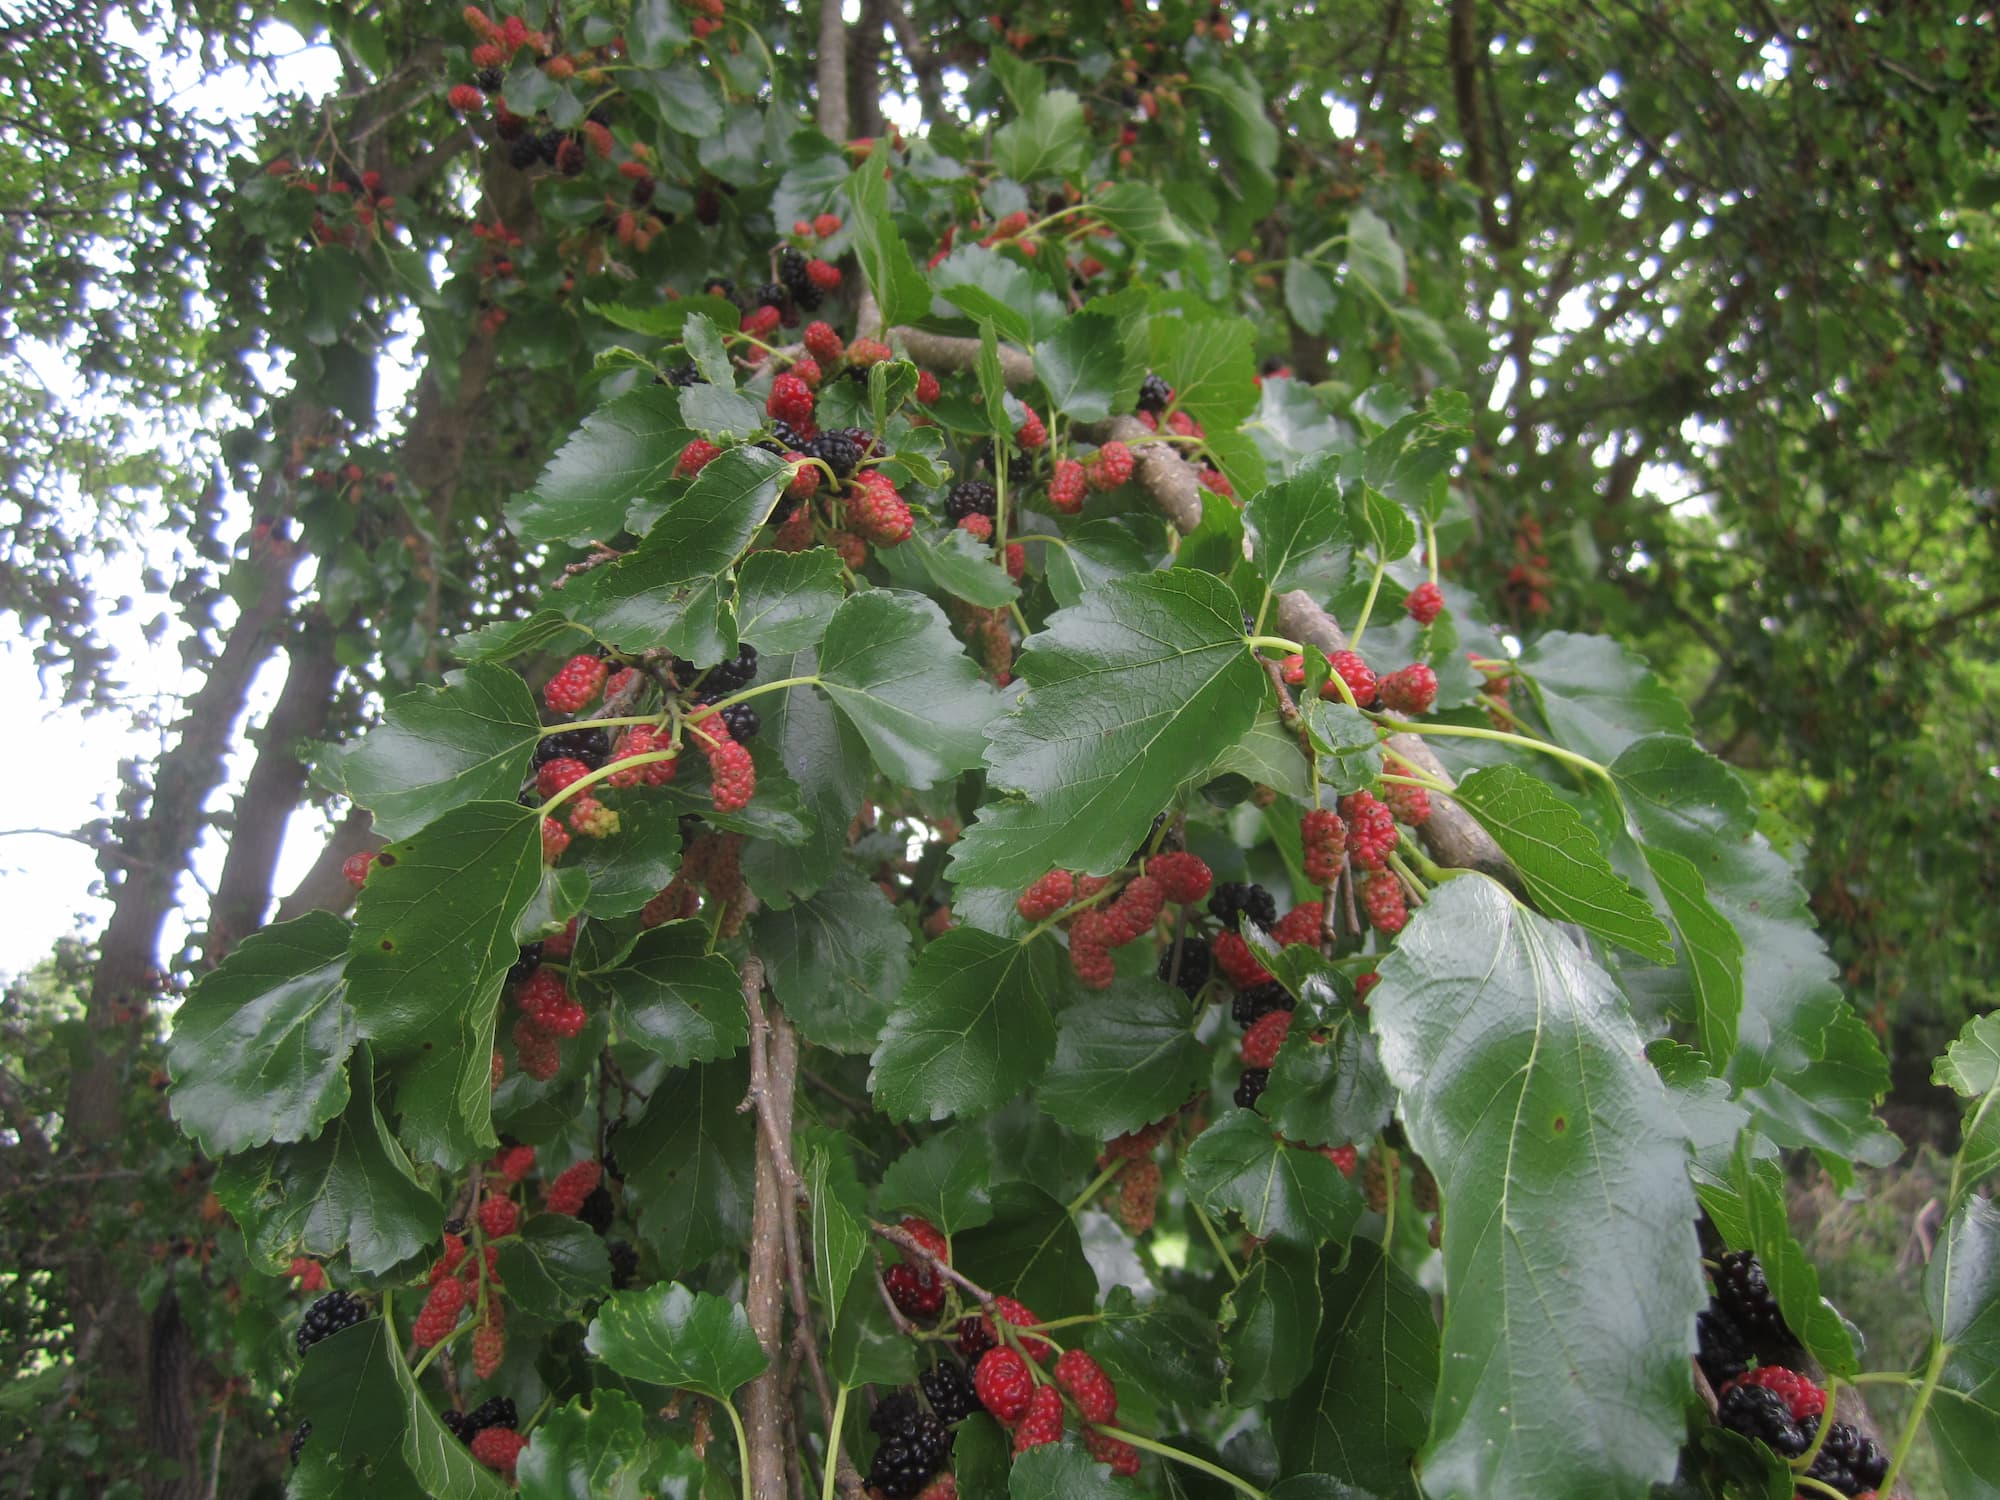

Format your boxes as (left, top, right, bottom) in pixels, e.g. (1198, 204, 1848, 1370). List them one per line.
(289, 1318, 409, 1479)
(679, 311, 734, 387)
(333, 663, 543, 841)
(1363, 391, 1471, 521)
(562, 446, 786, 653)
(931, 246, 1065, 346)
(516, 1390, 655, 1500)
(1224, 1241, 1320, 1404)
(879, 524, 1020, 609)
(585, 1282, 769, 1400)
(756, 866, 910, 1053)
(1925, 1194, 2000, 1500)
(845, 148, 930, 326)
(806, 1145, 869, 1332)
(1008, 1440, 1129, 1498)
(1040, 519, 1153, 609)
(815, 588, 997, 788)
(1274, 1240, 1435, 1497)
(1370, 875, 1702, 1500)
(586, 921, 744, 1067)
(169, 911, 356, 1156)
(345, 800, 543, 1164)
(879, 1127, 995, 1235)
(562, 798, 682, 919)
(1244, 462, 1352, 595)
(951, 571, 1266, 888)
(738, 644, 867, 905)
(452, 609, 593, 665)
(734, 548, 845, 653)
(1034, 312, 1122, 423)
(1344, 207, 1405, 304)
(1345, 483, 1417, 563)
(1517, 632, 1693, 764)
(618, 1053, 755, 1274)
(1448, 765, 1674, 961)
(993, 89, 1087, 182)
(496, 1216, 613, 1322)
(870, 928, 1068, 1122)
(1184, 1109, 1363, 1248)
(1936, 1014, 2000, 1212)
(509, 386, 690, 544)
(953, 1181, 1096, 1318)
(1728, 1145, 1857, 1377)
(1150, 315, 1258, 430)
(1038, 979, 1210, 1138)
(1087, 1286, 1225, 1409)
(1260, 1008, 1396, 1150)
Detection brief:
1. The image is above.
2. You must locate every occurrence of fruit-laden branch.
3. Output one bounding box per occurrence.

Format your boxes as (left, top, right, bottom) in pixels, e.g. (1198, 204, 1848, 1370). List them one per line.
(858, 290, 1517, 884)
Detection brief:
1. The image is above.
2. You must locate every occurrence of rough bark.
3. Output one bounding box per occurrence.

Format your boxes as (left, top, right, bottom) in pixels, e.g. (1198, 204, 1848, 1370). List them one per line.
(816, 0, 849, 140)
(738, 955, 793, 1500)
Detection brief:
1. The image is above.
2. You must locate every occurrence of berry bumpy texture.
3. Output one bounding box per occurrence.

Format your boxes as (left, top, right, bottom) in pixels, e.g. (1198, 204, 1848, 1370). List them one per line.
(1301, 807, 1347, 885)
(972, 1347, 1033, 1422)
(1727, 1365, 1825, 1422)
(1016, 868, 1075, 922)
(919, 1360, 981, 1425)
(1053, 1348, 1118, 1424)
(1012, 1384, 1064, 1454)
(1404, 580, 1445, 624)
(542, 653, 607, 713)
(1712, 1250, 1790, 1339)
(866, 1392, 954, 1498)
(296, 1291, 368, 1355)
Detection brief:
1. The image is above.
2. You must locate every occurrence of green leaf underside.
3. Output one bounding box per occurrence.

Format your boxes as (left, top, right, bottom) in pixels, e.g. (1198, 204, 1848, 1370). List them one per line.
(169, 910, 356, 1156)
(1925, 1195, 2000, 1500)
(806, 1145, 869, 1335)
(1370, 876, 1704, 1500)
(951, 571, 1266, 887)
(585, 1281, 769, 1399)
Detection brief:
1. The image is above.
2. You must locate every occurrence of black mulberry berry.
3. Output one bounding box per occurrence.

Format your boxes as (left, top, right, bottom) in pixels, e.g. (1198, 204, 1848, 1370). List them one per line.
(296, 1291, 368, 1356)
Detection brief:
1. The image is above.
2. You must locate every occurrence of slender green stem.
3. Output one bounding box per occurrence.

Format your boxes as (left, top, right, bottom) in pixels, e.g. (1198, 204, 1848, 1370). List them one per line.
(1098, 1428, 1265, 1499)
(1793, 1478, 1847, 1500)
(1018, 1313, 1103, 1334)
(1380, 1144, 1398, 1247)
(994, 437, 1010, 555)
(1792, 1376, 1837, 1473)
(537, 713, 662, 737)
(1846, 1370, 1921, 1387)
(721, 1398, 754, 1500)
(1189, 1199, 1242, 1285)
(695, 673, 820, 716)
(1243, 634, 1304, 655)
(1065, 1158, 1125, 1217)
(537, 748, 681, 817)
(1425, 520, 1439, 590)
(1348, 557, 1388, 650)
(1009, 600, 1031, 636)
(1018, 879, 1121, 944)
(1010, 533, 1068, 548)
(1253, 586, 1273, 637)
(820, 1384, 849, 1500)
(1379, 768, 1456, 796)
(1879, 1336, 1950, 1496)
(1373, 715, 1615, 784)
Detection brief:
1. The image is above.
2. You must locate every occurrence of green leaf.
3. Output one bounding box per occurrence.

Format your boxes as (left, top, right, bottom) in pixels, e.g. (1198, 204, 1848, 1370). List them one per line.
(1517, 632, 1693, 764)
(755, 866, 910, 1053)
(495, 1215, 613, 1321)
(333, 663, 543, 841)
(771, 132, 851, 237)
(169, 911, 356, 1156)
(1150, 315, 1258, 430)
(212, 1049, 440, 1275)
(734, 548, 845, 653)
(1250, 376, 1349, 478)
(870, 928, 1069, 1122)
(1034, 312, 1123, 423)
(1244, 461, 1353, 594)
(585, 921, 745, 1067)
(1344, 207, 1405, 304)
(1274, 1240, 1436, 1497)
(829, 1272, 918, 1387)
(452, 610, 594, 665)
(1185, 1110, 1363, 1248)
(516, 1391, 656, 1500)
(1038, 979, 1210, 1138)
(993, 90, 1088, 182)
(679, 312, 735, 387)
(953, 1181, 1096, 1317)
(879, 1128, 996, 1235)
(805, 1145, 869, 1331)
(627, 0, 689, 64)
(931, 247, 1065, 346)
(1040, 519, 1153, 610)
(563, 447, 787, 653)
(390, 1332, 516, 1499)
(588, 292, 738, 342)
(988, 46, 1044, 109)
(1260, 1008, 1396, 1150)
(676, 383, 763, 439)
(739, 644, 866, 905)
(1447, 765, 1674, 961)
(1369, 875, 1703, 1500)
(1284, 259, 1336, 335)
(815, 589, 997, 788)
(509, 386, 690, 545)
(1925, 1195, 2000, 1500)
(1390, 306, 1460, 379)
(346, 800, 543, 1165)
(1363, 391, 1471, 521)
(618, 1053, 755, 1274)
(1091, 181, 1194, 262)
(1007, 1440, 1130, 1498)
(975, 321, 1010, 444)
(845, 147, 930, 326)
(880, 525, 1021, 610)
(1345, 483, 1417, 563)
(1727, 1145, 1857, 1377)
(1935, 1014, 2000, 1212)
(1173, 485, 1246, 577)
(560, 799, 680, 918)
(586, 1282, 769, 1400)
(1203, 706, 1315, 801)
(1301, 700, 1385, 793)
(951, 571, 1267, 888)
(1223, 1241, 1321, 1404)
(1087, 1286, 1225, 1409)
(290, 1318, 409, 1478)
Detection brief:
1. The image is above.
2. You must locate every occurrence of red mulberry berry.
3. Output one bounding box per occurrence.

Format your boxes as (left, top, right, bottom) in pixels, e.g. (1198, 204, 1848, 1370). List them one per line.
(826, 528, 868, 569)
(1017, 869, 1075, 922)
(472, 1320, 506, 1381)
(1197, 465, 1233, 498)
(288, 1256, 327, 1291)
(430, 1234, 468, 1285)
(493, 1144, 536, 1182)
(848, 337, 892, 366)
(540, 817, 571, 863)
(342, 850, 378, 888)
(784, 457, 820, 500)
(741, 305, 782, 337)
(607, 727, 674, 787)
(1381, 778, 1431, 826)
(1212, 929, 1271, 989)
(915, 369, 941, 403)
(1242, 1008, 1294, 1068)
(543, 654, 607, 714)
(545, 1160, 602, 1216)
(1005, 542, 1025, 581)
(803, 321, 844, 363)
(1012, 1385, 1063, 1453)
(1168, 410, 1203, 438)
(1085, 1428, 1142, 1475)
(1326, 650, 1377, 706)
(956, 1315, 997, 1360)
(447, 83, 485, 112)
(1322, 1142, 1359, 1176)
(1101, 874, 1164, 945)
(566, 795, 619, 838)
(513, 1015, 561, 1079)
(1087, 440, 1134, 490)
(805, 257, 842, 290)
(1728, 1365, 1826, 1422)
(1068, 913, 1117, 990)
(1118, 1157, 1162, 1233)
(767, 373, 815, 429)
(1354, 971, 1380, 1002)
(1048, 458, 1087, 514)
(1362, 873, 1408, 934)
(1340, 791, 1398, 869)
(476, 1194, 519, 1239)
(813, 212, 843, 237)
(987, 1296, 1052, 1362)
(1054, 1349, 1118, 1424)
(1148, 850, 1212, 905)
(676, 439, 721, 477)
(1379, 663, 1438, 715)
(536, 756, 592, 798)
(703, 738, 756, 813)
(1280, 653, 1307, 685)
(1302, 807, 1347, 886)
(469, 1426, 525, 1477)
(412, 1275, 468, 1346)
(957, 513, 994, 542)
(790, 356, 823, 389)
(849, 475, 914, 546)
(974, 1347, 1033, 1423)
(884, 1262, 945, 1319)
(519, 968, 586, 1038)
(1405, 581, 1444, 624)
(1015, 405, 1047, 449)
(1270, 901, 1324, 948)
(901, 1217, 950, 1263)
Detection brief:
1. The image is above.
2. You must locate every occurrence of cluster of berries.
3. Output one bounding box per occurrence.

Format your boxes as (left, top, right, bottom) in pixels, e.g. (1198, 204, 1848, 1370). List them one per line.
(958, 1306, 1139, 1473)
(1279, 648, 1439, 717)
(262, 160, 401, 248)
(295, 1290, 369, 1356)
(1717, 1374, 1887, 1497)
(1015, 851, 1213, 989)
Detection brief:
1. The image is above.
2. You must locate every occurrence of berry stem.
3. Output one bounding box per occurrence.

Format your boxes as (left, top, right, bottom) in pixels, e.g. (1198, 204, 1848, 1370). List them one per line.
(1188, 1199, 1243, 1286)
(819, 1382, 849, 1500)
(691, 673, 821, 716)
(719, 1397, 754, 1500)
(1347, 556, 1389, 651)
(1065, 1158, 1126, 1217)
(1385, 850, 1429, 904)
(1791, 1374, 1837, 1474)
(1096, 1427, 1266, 1499)
(536, 748, 681, 817)
(1792, 1480, 1847, 1500)
(1017, 878, 1122, 944)
(1241, 634, 1304, 655)
(1426, 519, 1440, 590)
(1371, 715, 1615, 785)
(537, 713, 663, 737)
(1878, 1334, 1949, 1496)
(1379, 767, 1455, 796)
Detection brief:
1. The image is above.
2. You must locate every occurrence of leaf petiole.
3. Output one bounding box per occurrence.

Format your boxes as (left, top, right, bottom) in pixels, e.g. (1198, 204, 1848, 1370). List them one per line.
(1097, 1427, 1266, 1498)
(1878, 1335, 1950, 1496)
(1372, 715, 1615, 785)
